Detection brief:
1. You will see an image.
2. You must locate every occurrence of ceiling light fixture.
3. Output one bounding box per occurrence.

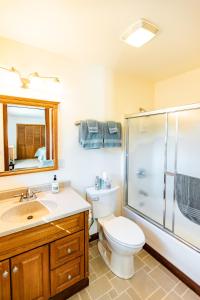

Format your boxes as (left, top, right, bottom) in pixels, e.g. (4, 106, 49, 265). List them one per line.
(121, 18, 159, 48)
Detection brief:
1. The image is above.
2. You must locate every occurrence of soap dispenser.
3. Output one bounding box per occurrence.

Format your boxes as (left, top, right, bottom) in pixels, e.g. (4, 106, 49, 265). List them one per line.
(52, 175, 59, 193)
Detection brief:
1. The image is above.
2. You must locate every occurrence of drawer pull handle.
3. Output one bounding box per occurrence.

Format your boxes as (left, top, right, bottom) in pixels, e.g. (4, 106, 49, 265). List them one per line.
(67, 274, 72, 280)
(2, 270, 9, 279)
(12, 266, 19, 273)
(67, 248, 72, 254)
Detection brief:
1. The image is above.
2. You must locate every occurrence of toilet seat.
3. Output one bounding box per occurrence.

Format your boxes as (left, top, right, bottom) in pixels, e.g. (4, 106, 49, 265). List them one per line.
(103, 216, 145, 247)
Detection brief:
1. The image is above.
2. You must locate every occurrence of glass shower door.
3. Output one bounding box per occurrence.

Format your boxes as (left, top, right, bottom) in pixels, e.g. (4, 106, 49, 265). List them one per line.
(126, 107, 200, 251)
(127, 114, 166, 225)
(173, 109, 200, 249)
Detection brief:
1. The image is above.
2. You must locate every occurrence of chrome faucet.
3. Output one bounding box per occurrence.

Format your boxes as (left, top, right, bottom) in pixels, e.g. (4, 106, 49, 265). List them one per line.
(14, 188, 39, 202)
(26, 188, 36, 200)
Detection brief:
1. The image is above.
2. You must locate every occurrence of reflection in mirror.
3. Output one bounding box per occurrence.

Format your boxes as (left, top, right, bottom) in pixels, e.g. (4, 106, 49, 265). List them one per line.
(0, 97, 58, 175)
(0, 104, 4, 172)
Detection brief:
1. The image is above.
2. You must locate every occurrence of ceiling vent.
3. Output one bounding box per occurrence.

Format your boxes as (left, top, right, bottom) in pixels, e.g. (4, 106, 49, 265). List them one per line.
(121, 18, 159, 48)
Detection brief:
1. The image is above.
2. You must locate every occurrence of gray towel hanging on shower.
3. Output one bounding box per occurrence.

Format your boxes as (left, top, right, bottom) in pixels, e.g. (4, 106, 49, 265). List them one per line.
(176, 173, 200, 225)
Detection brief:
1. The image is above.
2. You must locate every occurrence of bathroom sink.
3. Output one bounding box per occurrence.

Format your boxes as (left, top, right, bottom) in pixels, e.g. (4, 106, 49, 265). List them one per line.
(0, 201, 50, 224)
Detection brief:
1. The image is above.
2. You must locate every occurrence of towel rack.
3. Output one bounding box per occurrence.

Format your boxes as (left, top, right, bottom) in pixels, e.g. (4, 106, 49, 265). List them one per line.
(75, 120, 121, 126)
(75, 121, 81, 126)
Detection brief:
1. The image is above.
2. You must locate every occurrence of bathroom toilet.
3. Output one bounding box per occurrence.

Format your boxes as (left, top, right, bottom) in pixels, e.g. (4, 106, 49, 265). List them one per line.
(86, 186, 145, 279)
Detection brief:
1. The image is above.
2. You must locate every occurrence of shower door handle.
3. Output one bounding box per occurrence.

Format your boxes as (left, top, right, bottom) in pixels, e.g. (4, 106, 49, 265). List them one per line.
(163, 172, 176, 232)
(165, 171, 175, 176)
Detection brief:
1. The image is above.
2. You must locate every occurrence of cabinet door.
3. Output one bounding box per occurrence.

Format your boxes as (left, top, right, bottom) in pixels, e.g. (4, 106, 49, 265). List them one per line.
(11, 245, 49, 300)
(0, 259, 11, 300)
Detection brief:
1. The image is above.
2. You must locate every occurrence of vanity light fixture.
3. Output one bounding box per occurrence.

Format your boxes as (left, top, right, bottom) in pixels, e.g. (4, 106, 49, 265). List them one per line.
(121, 18, 159, 48)
(0, 66, 60, 89)
(27, 72, 60, 90)
(0, 66, 22, 87)
(30, 72, 60, 82)
(22, 72, 60, 89)
(25, 72, 60, 87)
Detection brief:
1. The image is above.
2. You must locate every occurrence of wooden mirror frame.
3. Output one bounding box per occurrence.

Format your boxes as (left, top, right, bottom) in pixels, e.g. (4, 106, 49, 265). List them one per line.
(0, 95, 59, 177)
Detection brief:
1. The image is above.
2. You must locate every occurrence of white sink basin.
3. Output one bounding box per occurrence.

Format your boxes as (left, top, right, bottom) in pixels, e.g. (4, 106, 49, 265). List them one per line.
(0, 201, 50, 224)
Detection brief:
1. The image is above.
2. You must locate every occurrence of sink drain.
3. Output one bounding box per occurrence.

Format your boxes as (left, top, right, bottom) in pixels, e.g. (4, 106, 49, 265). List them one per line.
(27, 215, 33, 220)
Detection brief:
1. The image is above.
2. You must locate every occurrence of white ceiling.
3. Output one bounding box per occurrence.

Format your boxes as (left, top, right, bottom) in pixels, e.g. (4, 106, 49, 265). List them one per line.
(8, 106, 45, 118)
(0, 0, 200, 80)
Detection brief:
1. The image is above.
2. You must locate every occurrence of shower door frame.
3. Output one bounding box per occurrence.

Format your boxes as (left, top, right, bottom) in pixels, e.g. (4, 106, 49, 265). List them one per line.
(124, 102, 200, 253)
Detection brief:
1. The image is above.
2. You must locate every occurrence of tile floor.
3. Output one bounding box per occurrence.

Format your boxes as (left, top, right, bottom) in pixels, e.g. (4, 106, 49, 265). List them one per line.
(69, 240, 200, 300)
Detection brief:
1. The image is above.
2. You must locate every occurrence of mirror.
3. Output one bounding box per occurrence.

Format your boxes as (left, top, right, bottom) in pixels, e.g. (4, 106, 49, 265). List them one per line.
(0, 96, 58, 176)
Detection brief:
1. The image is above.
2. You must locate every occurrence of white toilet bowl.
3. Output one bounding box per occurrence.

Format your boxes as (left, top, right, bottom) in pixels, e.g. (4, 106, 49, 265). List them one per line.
(98, 216, 145, 279)
(86, 186, 145, 279)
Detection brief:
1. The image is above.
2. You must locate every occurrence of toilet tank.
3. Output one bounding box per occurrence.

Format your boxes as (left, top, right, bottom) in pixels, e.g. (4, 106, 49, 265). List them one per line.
(86, 186, 119, 218)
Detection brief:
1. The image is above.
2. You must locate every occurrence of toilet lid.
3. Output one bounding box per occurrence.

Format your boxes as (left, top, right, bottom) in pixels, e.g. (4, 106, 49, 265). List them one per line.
(103, 216, 145, 247)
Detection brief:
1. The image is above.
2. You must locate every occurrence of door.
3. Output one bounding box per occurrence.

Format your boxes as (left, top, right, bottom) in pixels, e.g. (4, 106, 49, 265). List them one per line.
(127, 109, 200, 251)
(11, 245, 49, 300)
(127, 114, 166, 225)
(0, 259, 11, 300)
(173, 109, 200, 249)
(17, 124, 45, 159)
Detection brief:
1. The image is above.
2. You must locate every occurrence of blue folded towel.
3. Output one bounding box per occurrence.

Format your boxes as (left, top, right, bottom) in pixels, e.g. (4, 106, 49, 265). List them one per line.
(103, 122, 122, 148)
(87, 120, 98, 133)
(107, 121, 118, 134)
(79, 121, 103, 149)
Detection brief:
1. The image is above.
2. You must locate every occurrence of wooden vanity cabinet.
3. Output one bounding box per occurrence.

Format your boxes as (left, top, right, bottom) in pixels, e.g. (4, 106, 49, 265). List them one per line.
(0, 259, 11, 300)
(0, 211, 89, 300)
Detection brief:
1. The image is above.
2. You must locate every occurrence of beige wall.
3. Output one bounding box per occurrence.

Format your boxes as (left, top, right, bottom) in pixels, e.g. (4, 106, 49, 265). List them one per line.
(154, 67, 200, 109)
(0, 37, 154, 199)
(113, 71, 154, 119)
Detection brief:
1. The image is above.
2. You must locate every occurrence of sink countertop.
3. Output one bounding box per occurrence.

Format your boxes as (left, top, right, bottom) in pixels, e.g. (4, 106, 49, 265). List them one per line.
(0, 186, 91, 237)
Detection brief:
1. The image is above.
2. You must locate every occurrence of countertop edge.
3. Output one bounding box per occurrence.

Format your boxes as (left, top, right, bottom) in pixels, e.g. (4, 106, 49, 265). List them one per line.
(0, 186, 91, 238)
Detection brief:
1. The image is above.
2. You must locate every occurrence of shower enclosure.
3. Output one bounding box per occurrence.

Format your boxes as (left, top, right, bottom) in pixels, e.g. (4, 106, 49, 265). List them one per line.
(125, 104, 200, 252)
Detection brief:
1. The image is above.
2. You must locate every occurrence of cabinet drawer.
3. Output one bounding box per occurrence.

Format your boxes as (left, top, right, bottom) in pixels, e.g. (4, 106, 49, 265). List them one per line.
(50, 256, 84, 296)
(0, 212, 84, 261)
(50, 230, 84, 269)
